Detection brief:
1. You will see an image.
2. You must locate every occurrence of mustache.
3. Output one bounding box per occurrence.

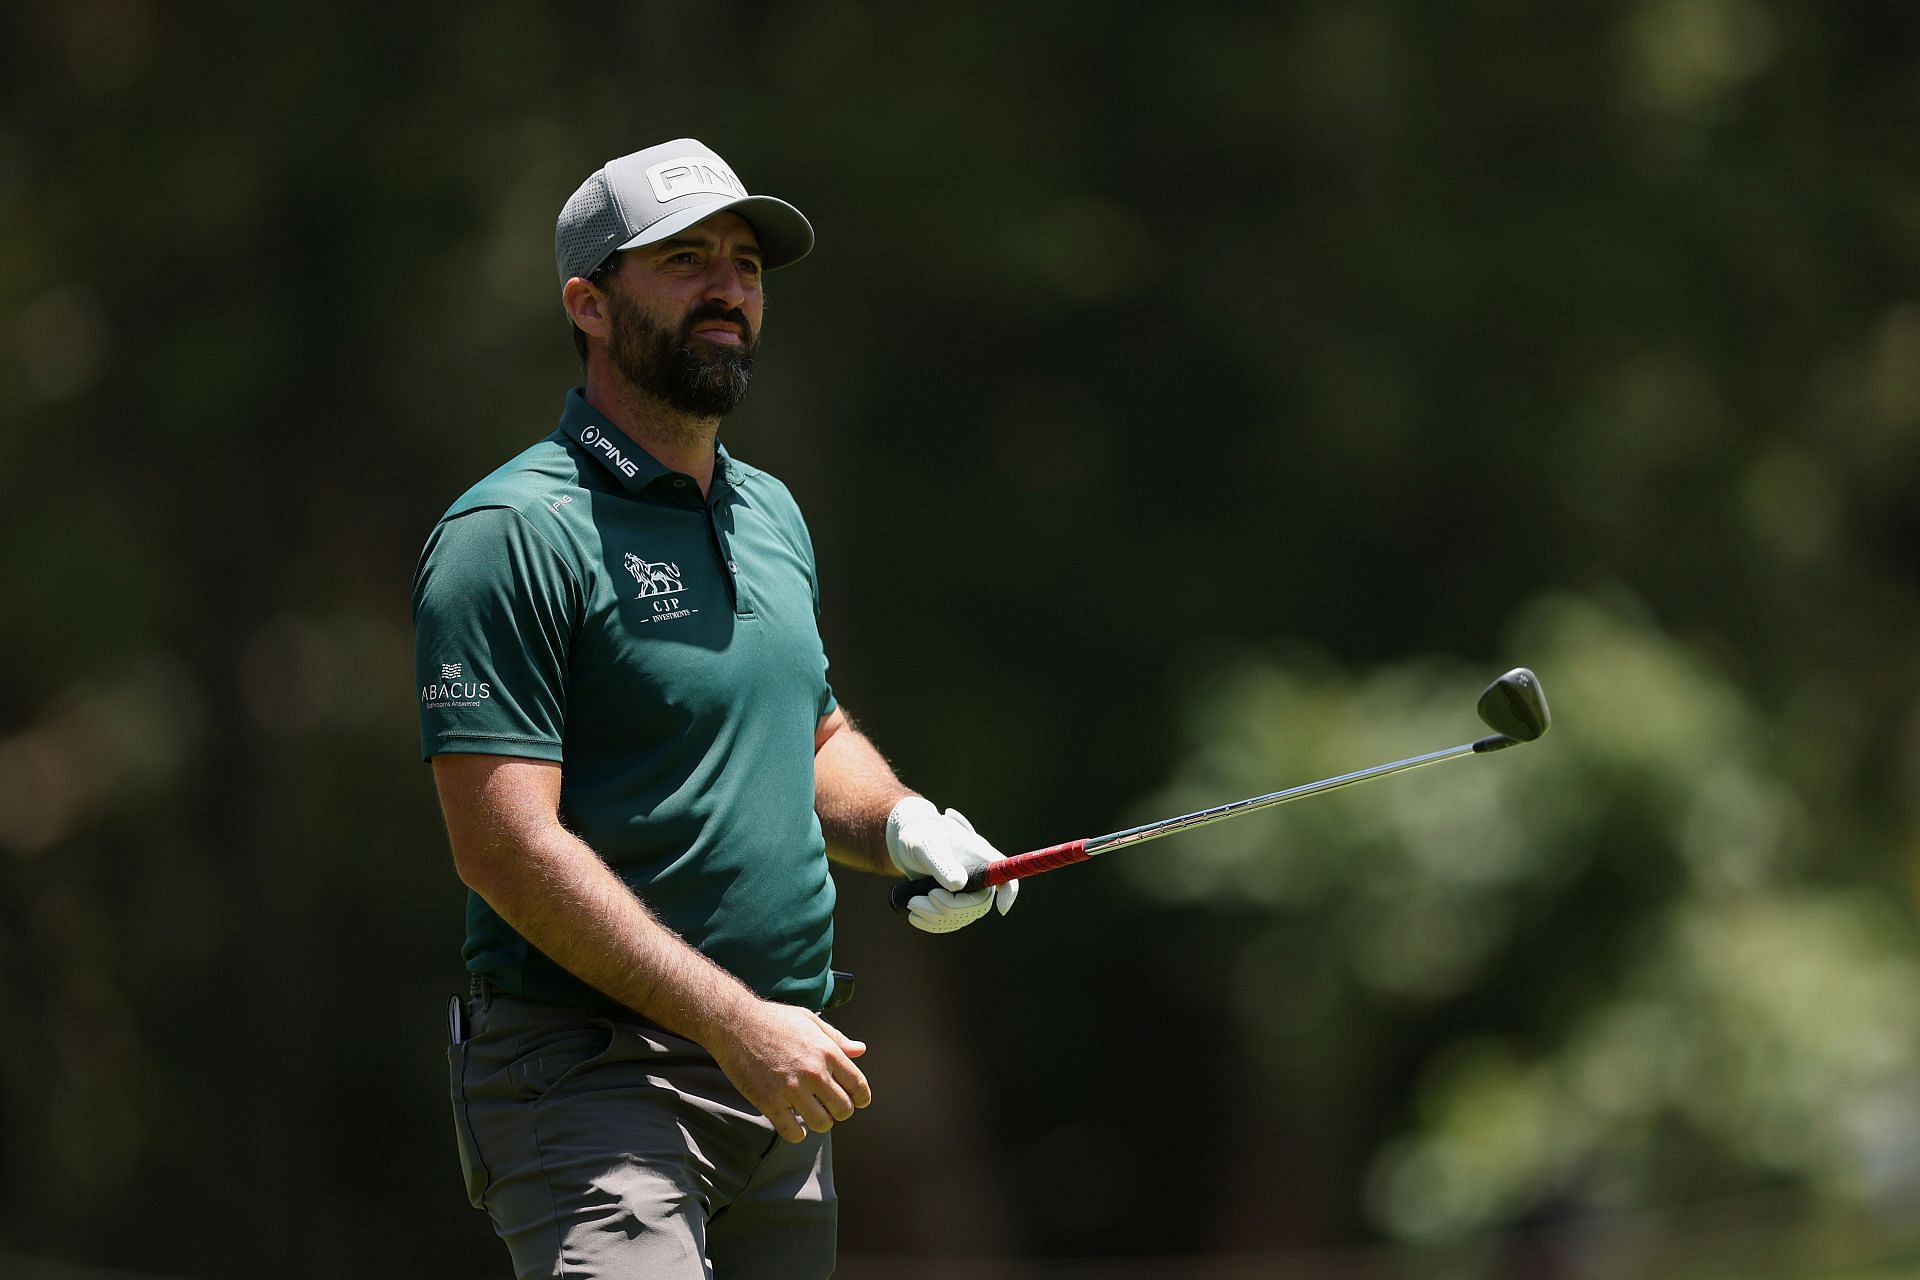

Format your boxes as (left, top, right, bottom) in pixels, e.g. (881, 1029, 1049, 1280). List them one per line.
(680, 301, 755, 348)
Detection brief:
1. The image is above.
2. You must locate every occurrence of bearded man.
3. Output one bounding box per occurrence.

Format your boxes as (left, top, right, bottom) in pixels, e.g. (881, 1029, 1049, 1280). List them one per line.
(410, 138, 1020, 1279)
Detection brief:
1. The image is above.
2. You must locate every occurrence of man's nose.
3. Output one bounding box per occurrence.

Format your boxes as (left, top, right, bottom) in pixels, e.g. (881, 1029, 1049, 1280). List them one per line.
(702, 259, 751, 306)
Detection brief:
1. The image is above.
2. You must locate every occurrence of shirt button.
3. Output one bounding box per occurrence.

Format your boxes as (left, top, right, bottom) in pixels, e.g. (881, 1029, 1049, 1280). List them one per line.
(673, 478, 689, 489)
(727, 561, 738, 574)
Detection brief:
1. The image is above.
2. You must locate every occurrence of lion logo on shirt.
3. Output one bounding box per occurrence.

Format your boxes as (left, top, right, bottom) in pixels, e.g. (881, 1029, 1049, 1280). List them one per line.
(624, 553, 685, 599)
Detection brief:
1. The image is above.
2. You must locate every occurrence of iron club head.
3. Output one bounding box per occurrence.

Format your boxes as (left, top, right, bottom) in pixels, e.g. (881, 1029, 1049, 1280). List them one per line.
(1476, 668, 1551, 746)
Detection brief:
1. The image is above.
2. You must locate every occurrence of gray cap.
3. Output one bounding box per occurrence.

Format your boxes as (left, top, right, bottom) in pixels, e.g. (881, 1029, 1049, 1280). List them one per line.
(554, 138, 814, 287)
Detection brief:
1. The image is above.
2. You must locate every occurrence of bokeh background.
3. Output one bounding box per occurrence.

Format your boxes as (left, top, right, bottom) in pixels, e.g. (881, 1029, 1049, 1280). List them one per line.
(4, 1, 1920, 1276)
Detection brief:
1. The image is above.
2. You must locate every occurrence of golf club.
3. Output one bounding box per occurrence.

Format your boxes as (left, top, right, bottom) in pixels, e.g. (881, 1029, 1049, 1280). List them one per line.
(889, 667, 1550, 912)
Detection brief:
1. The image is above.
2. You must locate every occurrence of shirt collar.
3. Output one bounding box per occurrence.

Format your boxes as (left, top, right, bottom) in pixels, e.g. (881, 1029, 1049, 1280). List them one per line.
(559, 388, 738, 499)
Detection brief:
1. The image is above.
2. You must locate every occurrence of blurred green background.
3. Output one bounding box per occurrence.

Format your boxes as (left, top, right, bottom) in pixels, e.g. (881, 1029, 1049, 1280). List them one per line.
(4, 1, 1919, 1276)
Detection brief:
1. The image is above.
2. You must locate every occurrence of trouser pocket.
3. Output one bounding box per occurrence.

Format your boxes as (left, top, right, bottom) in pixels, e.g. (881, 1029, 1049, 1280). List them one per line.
(513, 1020, 618, 1103)
(448, 1042, 490, 1209)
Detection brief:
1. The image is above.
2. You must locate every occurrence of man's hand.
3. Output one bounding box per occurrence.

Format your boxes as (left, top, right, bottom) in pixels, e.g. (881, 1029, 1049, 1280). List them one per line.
(706, 999, 871, 1143)
(885, 796, 1021, 933)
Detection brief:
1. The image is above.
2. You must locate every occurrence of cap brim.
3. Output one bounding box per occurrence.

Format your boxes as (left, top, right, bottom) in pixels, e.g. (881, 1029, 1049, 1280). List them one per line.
(616, 194, 815, 270)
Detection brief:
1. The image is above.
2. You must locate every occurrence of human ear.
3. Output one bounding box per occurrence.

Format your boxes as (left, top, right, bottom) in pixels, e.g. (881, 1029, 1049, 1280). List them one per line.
(562, 276, 612, 340)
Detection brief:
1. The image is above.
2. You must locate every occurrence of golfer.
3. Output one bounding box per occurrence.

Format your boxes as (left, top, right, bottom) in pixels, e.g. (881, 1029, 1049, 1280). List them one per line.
(411, 138, 1019, 1279)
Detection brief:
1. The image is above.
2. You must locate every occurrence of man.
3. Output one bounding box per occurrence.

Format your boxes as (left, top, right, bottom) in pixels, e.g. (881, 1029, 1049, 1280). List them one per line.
(411, 138, 1020, 1279)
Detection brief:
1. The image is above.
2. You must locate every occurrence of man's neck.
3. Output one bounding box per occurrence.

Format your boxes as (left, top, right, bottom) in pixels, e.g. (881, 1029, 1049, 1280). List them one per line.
(584, 372, 721, 496)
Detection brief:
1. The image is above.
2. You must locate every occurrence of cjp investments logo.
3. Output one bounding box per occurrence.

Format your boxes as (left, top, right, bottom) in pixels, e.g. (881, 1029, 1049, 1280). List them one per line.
(422, 659, 491, 710)
(625, 551, 698, 624)
(625, 553, 685, 598)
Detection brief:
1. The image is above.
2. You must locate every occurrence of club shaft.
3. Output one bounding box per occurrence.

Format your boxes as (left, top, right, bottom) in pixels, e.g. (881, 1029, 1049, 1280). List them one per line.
(1083, 741, 1478, 859)
(888, 737, 1496, 910)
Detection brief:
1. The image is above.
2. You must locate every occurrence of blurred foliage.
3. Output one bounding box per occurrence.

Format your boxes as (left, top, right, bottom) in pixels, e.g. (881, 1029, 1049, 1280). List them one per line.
(2, 0, 1918, 1277)
(1129, 595, 1920, 1260)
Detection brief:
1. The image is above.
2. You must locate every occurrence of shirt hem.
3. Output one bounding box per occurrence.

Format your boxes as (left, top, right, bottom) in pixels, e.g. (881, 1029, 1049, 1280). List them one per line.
(423, 735, 564, 763)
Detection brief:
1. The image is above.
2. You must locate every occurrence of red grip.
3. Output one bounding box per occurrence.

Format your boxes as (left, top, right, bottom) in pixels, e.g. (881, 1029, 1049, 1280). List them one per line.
(889, 837, 1094, 912)
(981, 839, 1090, 887)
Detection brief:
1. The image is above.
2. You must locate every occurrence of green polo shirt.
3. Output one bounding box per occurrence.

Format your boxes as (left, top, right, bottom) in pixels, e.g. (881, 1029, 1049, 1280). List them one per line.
(411, 389, 839, 1011)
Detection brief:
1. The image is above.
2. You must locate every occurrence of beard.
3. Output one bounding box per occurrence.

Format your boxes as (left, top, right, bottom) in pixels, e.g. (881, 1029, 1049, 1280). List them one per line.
(606, 289, 758, 419)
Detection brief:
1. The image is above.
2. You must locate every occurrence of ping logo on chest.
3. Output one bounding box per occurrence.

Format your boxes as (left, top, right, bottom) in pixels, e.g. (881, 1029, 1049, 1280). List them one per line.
(624, 551, 700, 624)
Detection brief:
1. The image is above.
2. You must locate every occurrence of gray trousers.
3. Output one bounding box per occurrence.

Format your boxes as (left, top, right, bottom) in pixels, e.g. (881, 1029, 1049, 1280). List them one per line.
(449, 984, 837, 1279)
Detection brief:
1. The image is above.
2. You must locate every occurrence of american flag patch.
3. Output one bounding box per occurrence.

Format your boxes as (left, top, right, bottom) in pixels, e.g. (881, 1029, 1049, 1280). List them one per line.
(441, 663, 462, 680)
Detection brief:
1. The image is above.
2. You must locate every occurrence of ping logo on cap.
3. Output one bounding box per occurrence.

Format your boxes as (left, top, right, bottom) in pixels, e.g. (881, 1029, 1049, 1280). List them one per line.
(646, 156, 747, 203)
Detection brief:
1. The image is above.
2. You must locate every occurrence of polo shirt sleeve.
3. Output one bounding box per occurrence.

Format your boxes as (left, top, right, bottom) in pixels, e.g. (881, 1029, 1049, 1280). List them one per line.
(792, 507, 838, 720)
(411, 505, 580, 762)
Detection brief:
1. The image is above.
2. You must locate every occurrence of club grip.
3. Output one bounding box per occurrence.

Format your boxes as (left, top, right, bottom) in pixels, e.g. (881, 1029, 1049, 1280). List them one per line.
(888, 873, 976, 912)
(887, 839, 1091, 913)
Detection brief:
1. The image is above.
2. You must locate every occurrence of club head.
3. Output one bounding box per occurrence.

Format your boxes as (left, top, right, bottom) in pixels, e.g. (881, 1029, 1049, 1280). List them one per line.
(1476, 668, 1551, 744)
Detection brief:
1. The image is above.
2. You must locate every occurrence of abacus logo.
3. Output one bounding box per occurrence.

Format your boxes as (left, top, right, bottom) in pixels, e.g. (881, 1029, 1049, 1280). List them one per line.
(422, 660, 492, 710)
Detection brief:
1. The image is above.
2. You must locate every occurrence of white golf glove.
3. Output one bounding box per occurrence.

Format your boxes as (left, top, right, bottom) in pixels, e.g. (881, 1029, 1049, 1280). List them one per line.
(885, 796, 1021, 934)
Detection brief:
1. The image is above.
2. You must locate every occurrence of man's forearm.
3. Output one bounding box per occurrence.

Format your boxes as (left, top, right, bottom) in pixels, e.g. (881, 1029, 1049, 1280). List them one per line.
(455, 816, 873, 1144)
(814, 712, 913, 875)
(460, 823, 754, 1047)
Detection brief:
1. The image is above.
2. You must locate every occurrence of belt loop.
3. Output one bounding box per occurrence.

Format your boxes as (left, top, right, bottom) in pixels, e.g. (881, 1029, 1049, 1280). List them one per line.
(825, 969, 856, 1010)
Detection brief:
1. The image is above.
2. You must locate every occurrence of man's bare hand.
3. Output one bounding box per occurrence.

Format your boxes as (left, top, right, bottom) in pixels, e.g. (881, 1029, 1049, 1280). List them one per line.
(707, 1001, 871, 1143)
